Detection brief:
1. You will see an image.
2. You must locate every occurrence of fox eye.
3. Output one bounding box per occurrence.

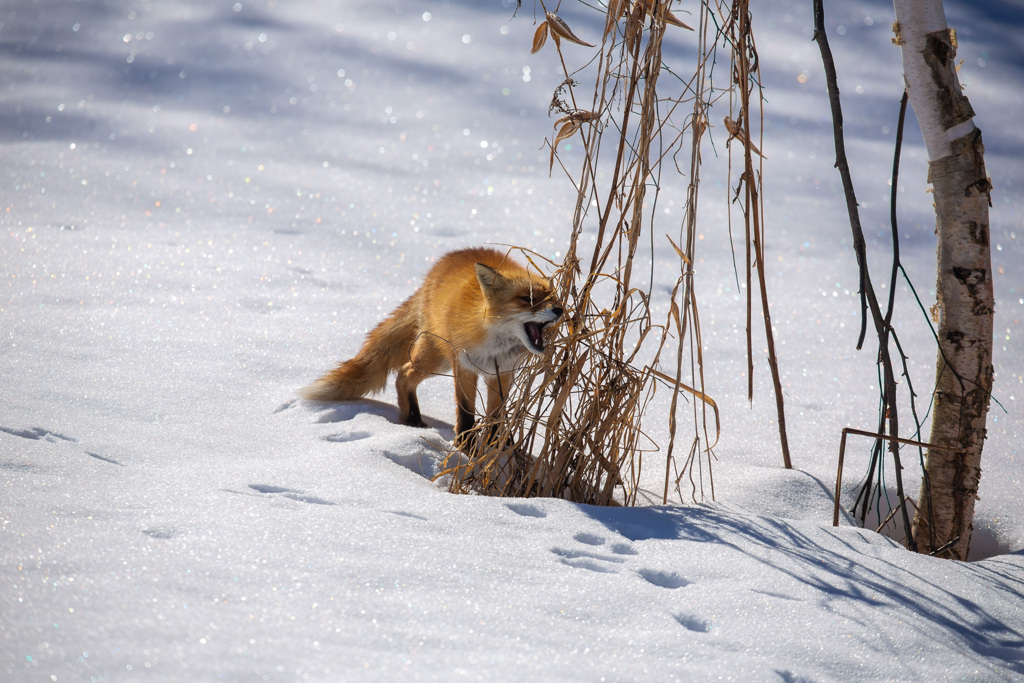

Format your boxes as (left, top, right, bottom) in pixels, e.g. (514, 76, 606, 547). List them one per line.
(520, 295, 534, 305)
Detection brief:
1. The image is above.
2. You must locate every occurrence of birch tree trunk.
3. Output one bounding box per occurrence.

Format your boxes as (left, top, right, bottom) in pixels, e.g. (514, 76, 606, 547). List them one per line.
(892, 0, 993, 560)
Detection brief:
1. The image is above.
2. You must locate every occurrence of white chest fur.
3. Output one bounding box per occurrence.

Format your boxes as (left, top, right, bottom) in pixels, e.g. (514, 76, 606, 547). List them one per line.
(457, 320, 527, 375)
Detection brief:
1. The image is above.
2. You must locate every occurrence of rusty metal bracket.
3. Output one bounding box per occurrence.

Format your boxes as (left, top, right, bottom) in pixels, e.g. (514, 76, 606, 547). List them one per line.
(833, 427, 952, 528)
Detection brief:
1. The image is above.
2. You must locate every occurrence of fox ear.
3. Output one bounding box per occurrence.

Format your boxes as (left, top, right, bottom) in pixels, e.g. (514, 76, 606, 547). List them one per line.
(475, 263, 507, 292)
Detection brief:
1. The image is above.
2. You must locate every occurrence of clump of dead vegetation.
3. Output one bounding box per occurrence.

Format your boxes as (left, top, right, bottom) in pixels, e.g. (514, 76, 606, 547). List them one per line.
(438, 0, 788, 504)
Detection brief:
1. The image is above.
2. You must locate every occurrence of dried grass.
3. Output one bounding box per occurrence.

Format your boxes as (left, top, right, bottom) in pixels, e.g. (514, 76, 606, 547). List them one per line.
(437, 0, 785, 504)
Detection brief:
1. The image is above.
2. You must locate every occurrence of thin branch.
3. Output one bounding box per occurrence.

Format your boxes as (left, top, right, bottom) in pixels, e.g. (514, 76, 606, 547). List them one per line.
(812, 0, 915, 550)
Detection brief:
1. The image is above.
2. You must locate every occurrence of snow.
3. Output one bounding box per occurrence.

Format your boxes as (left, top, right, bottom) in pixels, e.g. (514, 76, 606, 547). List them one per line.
(3, 0, 1024, 680)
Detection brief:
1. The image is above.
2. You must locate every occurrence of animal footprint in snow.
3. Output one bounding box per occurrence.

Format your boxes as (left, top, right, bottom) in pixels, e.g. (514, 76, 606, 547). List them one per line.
(552, 546, 627, 573)
(506, 503, 547, 518)
(248, 484, 293, 494)
(321, 430, 372, 443)
(309, 402, 393, 424)
(638, 568, 691, 589)
(0, 426, 77, 443)
(388, 510, 428, 521)
(142, 526, 179, 539)
(0, 426, 122, 466)
(86, 451, 124, 466)
(573, 532, 605, 546)
(554, 557, 616, 574)
(674, 613, 712, 633)
(244, 483, 335, 506)
(550, 531, 642, 573)
(571, 532, 638, 555)
(273, 399, 299, 414)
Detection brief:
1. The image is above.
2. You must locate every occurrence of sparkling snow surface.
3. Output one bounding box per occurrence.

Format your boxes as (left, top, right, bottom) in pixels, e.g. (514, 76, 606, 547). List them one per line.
(3, 0, 1023, 680)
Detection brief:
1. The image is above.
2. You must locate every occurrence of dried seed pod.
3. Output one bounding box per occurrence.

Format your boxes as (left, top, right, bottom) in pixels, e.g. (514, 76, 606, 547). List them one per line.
(531, 21, 549, 54)
(553, 118, 583, 142)
(548, 111, 598, 172)
(545, 12, 595, 48)
(570, 110, 599, 123)
(549, 118, 583, 172)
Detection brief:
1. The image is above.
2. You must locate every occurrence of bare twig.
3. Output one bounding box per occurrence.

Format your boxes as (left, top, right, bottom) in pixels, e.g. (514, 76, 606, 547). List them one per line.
(813, 0, 915, 550)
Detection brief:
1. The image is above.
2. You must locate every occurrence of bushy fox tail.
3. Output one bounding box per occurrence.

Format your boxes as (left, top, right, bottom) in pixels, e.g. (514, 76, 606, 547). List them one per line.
(298, 294, 420, 402)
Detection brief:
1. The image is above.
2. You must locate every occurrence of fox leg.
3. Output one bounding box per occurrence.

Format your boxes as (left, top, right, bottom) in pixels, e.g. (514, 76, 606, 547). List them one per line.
(396, 363, 430, 428)
(481, 371, 513, 444)
(484, 371, 513, 421)
(453, 362, 479, 436)
(396, 336, 445, 428)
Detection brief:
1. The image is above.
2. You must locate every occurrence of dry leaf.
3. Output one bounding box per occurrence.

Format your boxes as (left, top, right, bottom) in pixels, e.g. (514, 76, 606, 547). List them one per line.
(545, 12, 595, 48)
(640, 0, 694, 31)
(692, 114, 708, 138)
(605, 0, 627, 37)
(663, 9, 693, 30)
(665, 233, 691, 265)
(531, 21, 548, 54)
(608, 0, 627, 23)
(625, 3, 644, 53)
(724, 115, 765, 158)
(669, 299, 682, 334)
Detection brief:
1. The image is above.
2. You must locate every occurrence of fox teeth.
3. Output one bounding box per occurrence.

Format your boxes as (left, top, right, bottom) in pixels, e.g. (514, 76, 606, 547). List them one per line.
(525, 322, 545, 351)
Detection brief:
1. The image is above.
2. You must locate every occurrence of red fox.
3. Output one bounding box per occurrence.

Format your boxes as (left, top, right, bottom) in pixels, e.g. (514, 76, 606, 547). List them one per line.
(300, 247, 563, 436)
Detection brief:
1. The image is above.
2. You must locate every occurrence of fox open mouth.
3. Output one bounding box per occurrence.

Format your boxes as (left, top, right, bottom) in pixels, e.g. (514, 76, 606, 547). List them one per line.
(524, 321, 552, 353)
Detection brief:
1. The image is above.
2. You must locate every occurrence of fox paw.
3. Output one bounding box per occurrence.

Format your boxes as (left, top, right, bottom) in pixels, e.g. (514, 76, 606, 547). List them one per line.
(401, 415, 428, 429)
(452, 430, 479, 452)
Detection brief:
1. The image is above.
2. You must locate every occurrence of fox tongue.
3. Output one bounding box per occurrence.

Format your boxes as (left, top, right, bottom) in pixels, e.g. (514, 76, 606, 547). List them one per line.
(525, 322, 544, 351)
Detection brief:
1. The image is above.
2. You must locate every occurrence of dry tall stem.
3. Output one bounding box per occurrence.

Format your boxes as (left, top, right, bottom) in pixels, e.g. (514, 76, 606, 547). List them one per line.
(726, 0, 792, 469)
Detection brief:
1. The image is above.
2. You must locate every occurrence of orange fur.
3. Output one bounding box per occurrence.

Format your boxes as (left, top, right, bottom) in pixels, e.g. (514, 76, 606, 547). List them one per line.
(300, 247, 563, 434)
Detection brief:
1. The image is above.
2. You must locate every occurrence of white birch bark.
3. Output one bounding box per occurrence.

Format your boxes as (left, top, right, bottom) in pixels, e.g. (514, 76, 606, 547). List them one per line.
(892, 0, 993, 560)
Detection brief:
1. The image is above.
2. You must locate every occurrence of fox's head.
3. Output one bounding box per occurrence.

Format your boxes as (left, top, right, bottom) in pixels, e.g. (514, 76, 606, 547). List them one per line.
(475, 262, 563, 355)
